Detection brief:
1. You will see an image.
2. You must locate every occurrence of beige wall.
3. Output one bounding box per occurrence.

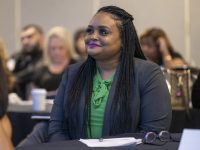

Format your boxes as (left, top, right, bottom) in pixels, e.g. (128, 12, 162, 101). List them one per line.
(0, 0, 200, 66)
(0, 0, 15, 54)
(190, 0, 200, 66)
(21, 0, 93, 35)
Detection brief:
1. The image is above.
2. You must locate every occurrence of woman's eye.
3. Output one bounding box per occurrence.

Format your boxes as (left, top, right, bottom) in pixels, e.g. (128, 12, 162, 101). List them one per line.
(86, 28, 93, 35)
(99, 29, 109, 36)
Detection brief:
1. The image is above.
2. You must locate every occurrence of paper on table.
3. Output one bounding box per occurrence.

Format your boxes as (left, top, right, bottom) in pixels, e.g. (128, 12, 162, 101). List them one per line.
(79, 137, 142, 147)
(178, 129, 200, 150)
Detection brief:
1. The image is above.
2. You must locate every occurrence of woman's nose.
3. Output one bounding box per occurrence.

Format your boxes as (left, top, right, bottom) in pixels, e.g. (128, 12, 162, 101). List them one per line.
(90, 31, 98, 40)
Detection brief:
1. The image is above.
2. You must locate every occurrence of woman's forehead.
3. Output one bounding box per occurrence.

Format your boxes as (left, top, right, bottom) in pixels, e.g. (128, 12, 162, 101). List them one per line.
(89, 12, 118, 28)
(141, 37, 156, 46)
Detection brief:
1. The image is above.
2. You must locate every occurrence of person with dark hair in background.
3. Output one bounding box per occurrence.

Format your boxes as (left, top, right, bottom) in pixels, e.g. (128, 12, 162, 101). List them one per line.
(10, 24, 45, 99)
(16, 26, 78, 147)
(0, 60, 14, 150)
(140, 27, 186, 69)
(74, 28, 87, 61)
(48, 6, 171, 141)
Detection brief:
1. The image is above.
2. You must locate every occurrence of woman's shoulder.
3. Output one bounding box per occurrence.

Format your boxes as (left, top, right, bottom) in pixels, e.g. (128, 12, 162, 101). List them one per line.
(134, 58, 166, 92)
(68, 62, 83, 71)
(134, 58, 160, 72)
(134, 58, 163, 83)
(59, 62, 84, 87)
(63, 62, 83, 77)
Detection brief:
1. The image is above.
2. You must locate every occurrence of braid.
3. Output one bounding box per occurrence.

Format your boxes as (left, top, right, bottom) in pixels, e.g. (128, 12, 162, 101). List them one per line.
(98, 6, 146, 134)
(67, 56, 96, 139)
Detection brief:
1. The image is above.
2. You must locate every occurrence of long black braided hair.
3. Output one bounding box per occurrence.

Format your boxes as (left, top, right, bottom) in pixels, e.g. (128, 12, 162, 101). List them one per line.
(66, 6, 146, 139)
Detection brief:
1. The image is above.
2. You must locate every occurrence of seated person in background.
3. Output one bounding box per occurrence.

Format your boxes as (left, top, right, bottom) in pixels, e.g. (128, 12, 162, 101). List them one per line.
(0, 60, 14, 150)
(10, 24, 45, 100)
(32, 26, 78, 99)
(140, 27, 187, 69)
(0, 38, 16, 93)
(17, 27, 78, 146)
(192, 73, 200, 109)
(74, 28, 87, 61)
(48, 6, 171, 141)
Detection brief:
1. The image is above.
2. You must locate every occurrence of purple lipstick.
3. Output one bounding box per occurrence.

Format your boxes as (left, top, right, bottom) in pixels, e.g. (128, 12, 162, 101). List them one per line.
(88, 42, 101, 49)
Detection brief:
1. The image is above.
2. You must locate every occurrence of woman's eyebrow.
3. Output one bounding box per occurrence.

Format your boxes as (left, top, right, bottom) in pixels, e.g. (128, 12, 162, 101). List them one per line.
(87, 25, 93, 28)
(98, 26, 110, 30)
(87, 25, 110, 30)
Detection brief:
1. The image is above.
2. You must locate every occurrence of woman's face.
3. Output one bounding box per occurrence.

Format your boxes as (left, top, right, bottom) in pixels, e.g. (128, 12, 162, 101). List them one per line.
(141, 39, 160, 63)
(76, 34, 86, 55)
(48, 36, 69, 64)
(85, 12, 121, 61)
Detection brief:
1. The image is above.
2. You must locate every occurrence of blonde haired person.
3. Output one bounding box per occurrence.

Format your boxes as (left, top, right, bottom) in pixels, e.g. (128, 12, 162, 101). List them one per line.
(0, 39, 16, 92)
(45, 26, 78, 64)
(32, 26, 78, 98)
(0, 39, 14, 150)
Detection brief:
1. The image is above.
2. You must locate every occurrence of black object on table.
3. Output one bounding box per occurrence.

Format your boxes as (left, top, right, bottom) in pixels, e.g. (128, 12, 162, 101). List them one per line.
(16, 133, 181, 150)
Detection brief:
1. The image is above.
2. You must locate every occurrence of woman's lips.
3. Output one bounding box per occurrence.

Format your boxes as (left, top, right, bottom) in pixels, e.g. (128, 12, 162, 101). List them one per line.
(87, 43, 101, 49)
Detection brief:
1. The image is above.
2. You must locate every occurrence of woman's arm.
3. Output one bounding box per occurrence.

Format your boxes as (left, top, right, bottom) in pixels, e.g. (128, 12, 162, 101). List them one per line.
(48, 68, 69, 142)
(158, 38, 186, 69)
(0, 116, 13, 150)
(1, 115, 12, 139)
(139, 62, 172, 133)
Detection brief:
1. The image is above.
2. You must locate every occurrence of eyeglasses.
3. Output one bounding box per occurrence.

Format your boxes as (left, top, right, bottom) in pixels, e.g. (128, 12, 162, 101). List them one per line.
(143, 131, 180, 146)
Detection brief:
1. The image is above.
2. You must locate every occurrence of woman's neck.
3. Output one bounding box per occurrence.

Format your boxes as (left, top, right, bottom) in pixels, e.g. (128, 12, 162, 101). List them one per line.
(48, 60, 68, 74)
(96, 58, 119, 80)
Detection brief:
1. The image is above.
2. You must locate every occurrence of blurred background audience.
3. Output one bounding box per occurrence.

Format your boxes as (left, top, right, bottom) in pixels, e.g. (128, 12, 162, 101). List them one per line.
(32, 26, 78, 99)
(140, 28, 187, 69)
(10, 24, 45, 100)
(0, 44, 14, 150)
(73, 28, 87, 62)
(0, 39, 16, 93)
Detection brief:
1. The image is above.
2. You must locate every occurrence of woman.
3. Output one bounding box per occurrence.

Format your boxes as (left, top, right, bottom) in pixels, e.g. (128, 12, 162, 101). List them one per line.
(33, 26, 77, 98)
(140, 28, 186, 69)
(0, 59, 13, 150)
(48, 6, 171, 141)
(0, 39, 15, 150)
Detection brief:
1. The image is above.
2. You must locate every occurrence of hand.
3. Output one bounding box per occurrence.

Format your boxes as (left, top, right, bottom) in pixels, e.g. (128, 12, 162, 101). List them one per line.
(158, 37, 172, 63)
(157, 37, 169, 55)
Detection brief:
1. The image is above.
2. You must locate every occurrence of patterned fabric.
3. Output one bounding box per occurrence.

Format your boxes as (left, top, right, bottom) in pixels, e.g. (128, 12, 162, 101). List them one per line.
(92, 69, 114, 108)
(88, 68, 114, 138)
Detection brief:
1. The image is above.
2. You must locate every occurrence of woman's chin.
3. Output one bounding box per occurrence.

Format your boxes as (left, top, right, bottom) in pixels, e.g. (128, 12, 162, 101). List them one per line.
(52, 60, 65, 65)
(87, 50, 101, 58)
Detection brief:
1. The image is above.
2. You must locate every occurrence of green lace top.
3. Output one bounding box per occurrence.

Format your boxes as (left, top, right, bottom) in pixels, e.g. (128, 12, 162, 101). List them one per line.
(87, 68, 114, 138)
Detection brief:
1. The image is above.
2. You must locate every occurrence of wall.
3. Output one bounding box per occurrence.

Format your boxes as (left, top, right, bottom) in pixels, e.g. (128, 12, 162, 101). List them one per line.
(0, 0, 200, 66)
(190, 0, 200, 66)
(0, 0, 15, 53)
